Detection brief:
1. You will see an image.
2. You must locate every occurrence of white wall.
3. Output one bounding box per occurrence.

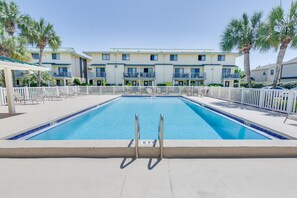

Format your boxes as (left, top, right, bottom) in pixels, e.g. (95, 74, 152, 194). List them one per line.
(105, 64, 124, 85)
(155, 64, 174, 84)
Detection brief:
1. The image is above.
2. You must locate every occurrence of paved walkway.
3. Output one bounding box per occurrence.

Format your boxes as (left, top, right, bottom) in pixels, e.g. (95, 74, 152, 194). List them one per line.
(1, 158, 297, 198)
(186, 96, 297, 139)
(0, 95, 119, 139)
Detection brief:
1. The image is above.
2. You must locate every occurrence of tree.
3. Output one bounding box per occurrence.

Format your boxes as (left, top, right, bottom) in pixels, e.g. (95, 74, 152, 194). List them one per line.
(220, 12, 263, 88)
(257, 2, 297, 88)
(23, 71, 53, 87)
(0, 0, 32, 86)
(23, 18, 61, 86)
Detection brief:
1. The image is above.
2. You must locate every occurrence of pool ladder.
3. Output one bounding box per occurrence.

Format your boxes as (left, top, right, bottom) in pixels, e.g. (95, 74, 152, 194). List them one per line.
(134, 113, 164, 159)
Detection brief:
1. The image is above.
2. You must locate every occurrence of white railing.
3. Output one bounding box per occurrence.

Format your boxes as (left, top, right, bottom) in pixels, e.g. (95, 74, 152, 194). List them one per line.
(0, 85, 296, 114)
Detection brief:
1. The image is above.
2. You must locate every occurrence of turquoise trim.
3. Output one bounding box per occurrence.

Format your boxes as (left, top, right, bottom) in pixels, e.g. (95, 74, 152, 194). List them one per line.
(90, 64, 106, 66)
(0, 56, 37, 66)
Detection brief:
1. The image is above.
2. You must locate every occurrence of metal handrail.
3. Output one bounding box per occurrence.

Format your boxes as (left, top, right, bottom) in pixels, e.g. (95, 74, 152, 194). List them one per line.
(158, 114, 164, 159)
(135, 113, 140, 158)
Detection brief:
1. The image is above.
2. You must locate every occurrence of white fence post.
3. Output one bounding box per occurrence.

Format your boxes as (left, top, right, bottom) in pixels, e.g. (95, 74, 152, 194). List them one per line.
(240, 88, 244, 104)
(0, 87, 3, 106)
(86, 86, 89, 94)
(259, 89, 265, 108)
(25, 86, 30, 99)
(287, 90, 295, 113)
(56, 86, 59, 96)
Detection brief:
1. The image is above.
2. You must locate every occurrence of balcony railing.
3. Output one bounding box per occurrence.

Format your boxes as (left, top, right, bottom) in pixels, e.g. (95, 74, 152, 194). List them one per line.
(88, 72, 106, 78)
(140, 72, 155, 78)
(222, 73, 240, 79)
(52, 71, 72, 78)
(190, 73, 205, 79)
(173, 73, 189, 78)
(123, 72, 138, 78)
(15, 71, 27, 78)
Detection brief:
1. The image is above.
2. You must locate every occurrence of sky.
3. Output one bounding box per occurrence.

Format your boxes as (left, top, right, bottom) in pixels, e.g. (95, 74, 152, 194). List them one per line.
(14, 0, 297, 69)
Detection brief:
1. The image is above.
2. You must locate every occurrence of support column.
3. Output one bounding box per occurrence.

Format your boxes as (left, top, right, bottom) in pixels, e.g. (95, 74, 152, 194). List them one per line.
(4, 68, 16, 114)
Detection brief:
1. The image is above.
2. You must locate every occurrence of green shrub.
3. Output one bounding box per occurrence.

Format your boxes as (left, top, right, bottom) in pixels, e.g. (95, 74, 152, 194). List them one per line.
(73, 78, 81, 85)
(208, 83, 223, 87)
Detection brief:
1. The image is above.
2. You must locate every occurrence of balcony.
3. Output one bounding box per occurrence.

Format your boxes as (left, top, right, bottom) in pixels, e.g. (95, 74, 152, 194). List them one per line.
(123, 72, 138, 78)
(139, 72, 155, 78)
(88, 72, 106, 79)
(173, 73, 189, 78)
(52, 71, 72, 78)
(15, 71, 27, 78)
(190, 73, 205, 79)
(222, 73, 240, 79)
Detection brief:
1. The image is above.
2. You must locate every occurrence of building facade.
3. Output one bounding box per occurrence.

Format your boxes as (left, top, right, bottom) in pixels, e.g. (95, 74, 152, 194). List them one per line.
(84, 48, 240, 87)
(16, 47, 90, 86)
(251, 57, 297, 83)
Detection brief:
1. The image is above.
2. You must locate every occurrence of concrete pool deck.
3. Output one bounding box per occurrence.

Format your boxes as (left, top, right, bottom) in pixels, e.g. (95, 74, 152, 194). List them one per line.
(0, 95, 120, 139)
(186, 96, 297, 139)
(0, 95, 297, 158)
(1, 157, 297, 198)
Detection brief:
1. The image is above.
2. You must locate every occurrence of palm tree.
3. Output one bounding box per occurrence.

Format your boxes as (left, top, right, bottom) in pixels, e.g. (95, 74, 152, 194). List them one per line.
(220, 12, 263, 88)
(257, 2, 297, 88)
(0, 0, 32, 86)
(23, 18, 61, 86)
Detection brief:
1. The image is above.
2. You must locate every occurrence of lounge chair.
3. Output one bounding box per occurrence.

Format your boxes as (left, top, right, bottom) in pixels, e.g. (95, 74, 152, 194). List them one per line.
(13, 92, 40, 104)
(284, 113, 297, 123)
(146, 88, 153, 95)
(59, 88, 75, 98)
(71, 87, 87, 96)
(42, 90, 62, 101)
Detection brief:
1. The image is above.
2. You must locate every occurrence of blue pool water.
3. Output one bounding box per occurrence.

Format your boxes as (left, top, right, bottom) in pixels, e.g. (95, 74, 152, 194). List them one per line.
(29, 97, 269, 140)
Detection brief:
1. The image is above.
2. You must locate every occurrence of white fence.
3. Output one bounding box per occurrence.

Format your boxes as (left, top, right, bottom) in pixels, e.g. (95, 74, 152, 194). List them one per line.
(0, 86, 297, 114)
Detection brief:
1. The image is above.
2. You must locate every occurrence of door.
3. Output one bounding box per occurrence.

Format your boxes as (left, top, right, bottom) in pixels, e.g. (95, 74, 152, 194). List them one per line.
(178, 81, 183, 86)
(191, 68, 200, 78)
(97, 80, 102, 86)
(222, 68, 231, 78)
(225, 81, 230, 87)
(58, 67, 67, 76)
(175, 68, 184, 78)
(128, 68, 137, 77)
(144, 81, 148, 86)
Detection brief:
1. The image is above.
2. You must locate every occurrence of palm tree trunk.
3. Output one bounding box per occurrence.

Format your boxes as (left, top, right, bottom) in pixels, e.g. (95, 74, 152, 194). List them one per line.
(273, 45, 287, 88)
(243, 50, 252, 88)
(37, 48, 44, 87)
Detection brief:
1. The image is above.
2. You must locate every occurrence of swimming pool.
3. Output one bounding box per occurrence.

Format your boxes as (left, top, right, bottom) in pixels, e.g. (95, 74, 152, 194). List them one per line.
(24, 97, 273, 140)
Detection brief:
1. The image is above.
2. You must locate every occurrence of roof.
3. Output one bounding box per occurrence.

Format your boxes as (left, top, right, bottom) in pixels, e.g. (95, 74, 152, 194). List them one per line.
(252, 56, 297, 71)
(35, 62, 71, 66)
(27, 47, 91, 60)
(83, 48, 240, 56)
(0, 56, 49, 71)
(252, 64, 276, 71)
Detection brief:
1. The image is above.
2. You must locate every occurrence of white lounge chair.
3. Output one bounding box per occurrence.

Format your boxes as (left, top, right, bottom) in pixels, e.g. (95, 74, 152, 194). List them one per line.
(146, 88, 153, 95)
(42, 90, 62, 101)
(13, 92, 40, 104)
(284, 113, 297, 123)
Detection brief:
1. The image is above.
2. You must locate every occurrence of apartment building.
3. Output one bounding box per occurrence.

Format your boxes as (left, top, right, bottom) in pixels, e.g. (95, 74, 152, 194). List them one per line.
(251, 57, 297, 82)
(16, 47, 90, 86)
(83, 48, 240, 87)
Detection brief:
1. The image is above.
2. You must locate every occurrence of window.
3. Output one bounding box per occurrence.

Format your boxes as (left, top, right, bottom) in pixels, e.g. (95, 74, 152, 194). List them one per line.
(102, 54, 110, 60)
(170, 54, 178, 61)
(122, 54, 130, 61)
(31, 53, 39, 59)
(175, 68, 184, 74)
(150, 54, 158, 61)
(144, 68, 153, 73)
(191, 68, 200, 74)
(263, 71, 266, 76)
(270, 69, 274, 75)
(52, 53, 60, 60)
(217, 55, 225, 61)
(198, 55, 206, 61)
(128, 68, 137, 73)
(222, 68, 231, 77)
